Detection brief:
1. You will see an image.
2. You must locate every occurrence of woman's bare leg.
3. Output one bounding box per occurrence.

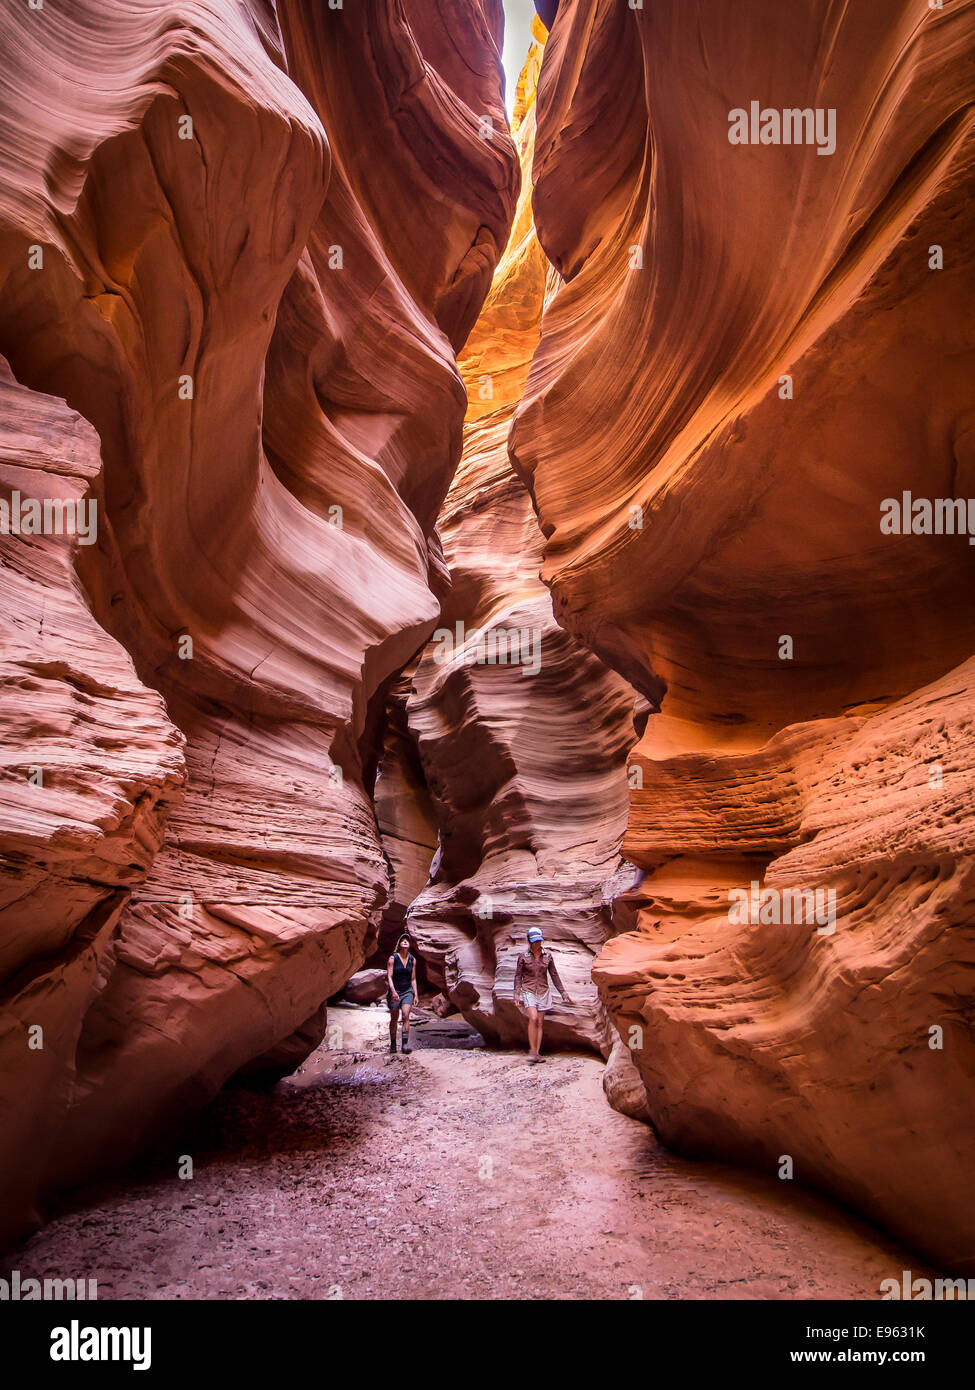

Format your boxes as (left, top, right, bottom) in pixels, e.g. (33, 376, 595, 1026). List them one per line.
(527, 1007, 540, 1059)
(401, 1000, 413, 1052)
(388, 1006, 399, 1051)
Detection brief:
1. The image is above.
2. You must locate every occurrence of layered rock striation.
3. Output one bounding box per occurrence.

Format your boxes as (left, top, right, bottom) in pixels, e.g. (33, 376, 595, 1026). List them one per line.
(515, 0, 975, 1270)
(0, 0, 517, 1245)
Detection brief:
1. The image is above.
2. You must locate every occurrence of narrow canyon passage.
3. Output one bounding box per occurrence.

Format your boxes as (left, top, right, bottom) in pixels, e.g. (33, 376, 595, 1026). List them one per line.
(2, 1005, 926, 1301)
(0, 0, 972, 1326)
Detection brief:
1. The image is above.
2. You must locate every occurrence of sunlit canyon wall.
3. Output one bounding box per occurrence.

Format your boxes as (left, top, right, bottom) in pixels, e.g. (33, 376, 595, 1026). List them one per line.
(378, 21, 642, 1052)
(510, 0, 975, 1272)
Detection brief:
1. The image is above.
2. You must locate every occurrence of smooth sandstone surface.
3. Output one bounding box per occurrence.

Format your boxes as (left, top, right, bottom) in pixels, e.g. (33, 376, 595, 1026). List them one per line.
(517, 0, 975, 1271)
(0, 0, 517, 1244)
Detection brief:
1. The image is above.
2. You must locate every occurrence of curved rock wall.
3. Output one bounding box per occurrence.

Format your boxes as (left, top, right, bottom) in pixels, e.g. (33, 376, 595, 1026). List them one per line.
(0, 0, 516, 1245)
(514, 0, 975, 1270)
(400, 22, 641, 1052)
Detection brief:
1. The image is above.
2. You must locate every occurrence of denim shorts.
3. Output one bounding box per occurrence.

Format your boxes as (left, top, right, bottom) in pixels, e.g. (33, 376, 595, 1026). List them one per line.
(387, 987, 414, 1010)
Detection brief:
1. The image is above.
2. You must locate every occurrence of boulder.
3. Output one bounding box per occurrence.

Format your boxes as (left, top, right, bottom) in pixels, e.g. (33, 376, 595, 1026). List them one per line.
(342, 970, 389, 1006)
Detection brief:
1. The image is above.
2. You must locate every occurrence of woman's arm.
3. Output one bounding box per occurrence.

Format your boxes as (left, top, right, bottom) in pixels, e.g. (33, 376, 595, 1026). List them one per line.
(547, 953, 572, 1002)
(411, 958, 418, 998)
(387, 955, 398, 1002)
(513, 952, 524, 1000)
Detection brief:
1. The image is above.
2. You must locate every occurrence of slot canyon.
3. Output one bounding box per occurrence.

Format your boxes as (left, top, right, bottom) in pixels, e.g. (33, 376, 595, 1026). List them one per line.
(0, 0, 973, 1311)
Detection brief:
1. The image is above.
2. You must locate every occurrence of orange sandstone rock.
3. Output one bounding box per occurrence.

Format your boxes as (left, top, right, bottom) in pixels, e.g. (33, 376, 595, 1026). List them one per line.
(515, 0, 975, 1271)
(0, 0, 516, 1243)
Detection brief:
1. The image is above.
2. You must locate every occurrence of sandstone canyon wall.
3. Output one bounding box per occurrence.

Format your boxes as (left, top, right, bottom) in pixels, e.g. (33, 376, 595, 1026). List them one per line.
(512, 0, 975, 1271)
(1, 0, 972, 1284)
(381, 23, 642, 1052)
(0, 0, 517, 1247)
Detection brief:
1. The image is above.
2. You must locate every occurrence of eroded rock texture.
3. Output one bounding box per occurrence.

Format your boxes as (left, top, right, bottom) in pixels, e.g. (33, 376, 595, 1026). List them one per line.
(397, 23, 641, 1052)
(0, 0, 516, 1245)
(0, 360, 186, 1252)
(516, 0, 975, 1269)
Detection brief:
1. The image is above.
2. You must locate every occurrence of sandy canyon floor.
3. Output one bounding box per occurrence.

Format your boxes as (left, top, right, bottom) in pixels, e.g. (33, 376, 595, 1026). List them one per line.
(3, 1006, 928, 1301)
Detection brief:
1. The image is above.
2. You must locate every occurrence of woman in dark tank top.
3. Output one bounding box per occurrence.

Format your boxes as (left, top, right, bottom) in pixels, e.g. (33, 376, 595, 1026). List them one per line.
(386, 933, 418, 1054)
